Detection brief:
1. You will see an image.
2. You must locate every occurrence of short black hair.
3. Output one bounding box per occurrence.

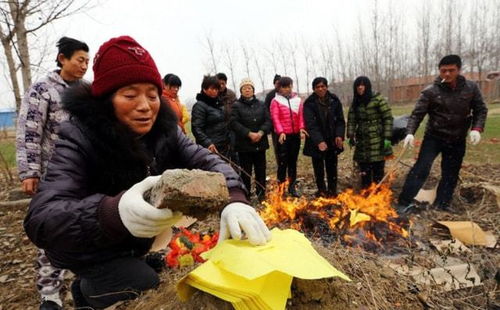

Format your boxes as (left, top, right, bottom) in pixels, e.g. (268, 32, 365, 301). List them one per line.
(201, 75, 220, 91)
(216, 72, 228, 82)
(163, 73, 182, 87)
(56, 37, 89, 68)
(273, 74, 281, 84)
(312, 77, 328, 89)
(439, 54, 462, 69)
(277, 76, 293, 88)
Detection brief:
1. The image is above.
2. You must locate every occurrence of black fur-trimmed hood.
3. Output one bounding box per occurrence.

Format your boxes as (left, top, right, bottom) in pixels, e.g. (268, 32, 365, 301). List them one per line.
(61, 82, 179, 194)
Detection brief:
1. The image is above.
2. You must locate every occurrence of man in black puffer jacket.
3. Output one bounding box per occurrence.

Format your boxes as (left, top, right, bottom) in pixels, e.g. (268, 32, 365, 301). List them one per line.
(230, 78, 272, 201)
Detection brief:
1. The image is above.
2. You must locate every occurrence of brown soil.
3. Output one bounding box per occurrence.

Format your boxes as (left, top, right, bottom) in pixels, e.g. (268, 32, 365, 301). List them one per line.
(0, 161, 498, 309)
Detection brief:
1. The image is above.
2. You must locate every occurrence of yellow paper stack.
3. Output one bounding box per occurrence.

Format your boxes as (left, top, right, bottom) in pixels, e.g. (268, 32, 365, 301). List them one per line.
(177, 228, 350, 310)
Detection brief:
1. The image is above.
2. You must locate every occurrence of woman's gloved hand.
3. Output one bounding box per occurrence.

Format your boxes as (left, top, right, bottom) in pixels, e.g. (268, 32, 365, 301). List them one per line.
(384, 139, 392, 150)
(218, 202, 272, 246)
(118, 176, 182, 238)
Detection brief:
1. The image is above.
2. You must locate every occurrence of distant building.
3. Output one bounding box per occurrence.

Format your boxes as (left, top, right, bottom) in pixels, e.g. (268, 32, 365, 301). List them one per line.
(390, 72, 498, 104)
(0, 109, 16, 129)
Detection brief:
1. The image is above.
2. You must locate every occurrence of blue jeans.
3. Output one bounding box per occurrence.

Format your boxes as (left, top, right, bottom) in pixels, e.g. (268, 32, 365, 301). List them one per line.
(398, 135, 466, 208)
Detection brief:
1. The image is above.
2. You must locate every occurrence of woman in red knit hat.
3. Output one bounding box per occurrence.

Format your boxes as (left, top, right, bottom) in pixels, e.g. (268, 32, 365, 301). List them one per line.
(24, 36, 271, 309)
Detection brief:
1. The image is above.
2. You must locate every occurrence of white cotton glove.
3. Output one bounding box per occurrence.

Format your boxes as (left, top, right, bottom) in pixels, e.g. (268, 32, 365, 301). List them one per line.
(118, 176, 181, 238)
(469, 130, 481, 145)
(403, 134, 415, 148)
(218, 202, 272, 246)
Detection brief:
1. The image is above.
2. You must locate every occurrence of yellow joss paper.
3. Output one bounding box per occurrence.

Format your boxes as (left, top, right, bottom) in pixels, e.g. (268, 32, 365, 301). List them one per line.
(202, 228, 350, 281)
(177, 260, 292, 310)
(177, 229, 350, 310)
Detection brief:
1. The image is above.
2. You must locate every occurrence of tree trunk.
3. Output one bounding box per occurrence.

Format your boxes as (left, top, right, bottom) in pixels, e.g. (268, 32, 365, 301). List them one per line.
(0, 26, 22, 110)
(8, 1, 32, 92)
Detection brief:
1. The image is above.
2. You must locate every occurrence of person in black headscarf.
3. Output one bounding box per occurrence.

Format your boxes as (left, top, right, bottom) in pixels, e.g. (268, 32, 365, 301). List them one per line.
(347, 76, 393, 188)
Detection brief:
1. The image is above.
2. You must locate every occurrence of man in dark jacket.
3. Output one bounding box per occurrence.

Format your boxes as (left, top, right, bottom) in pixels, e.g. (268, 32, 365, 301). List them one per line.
(230, 78, 272, 201)
(217, 72, 238, 163)
(264, 74, 281, 110)
(303, 77, 345, 196)
(216, 72, 237, 117)
(398, 55, 488, 213)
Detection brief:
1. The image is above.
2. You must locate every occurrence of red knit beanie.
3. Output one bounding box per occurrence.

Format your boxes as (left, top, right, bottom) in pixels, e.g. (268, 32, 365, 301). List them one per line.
(91, 36, 163, 97)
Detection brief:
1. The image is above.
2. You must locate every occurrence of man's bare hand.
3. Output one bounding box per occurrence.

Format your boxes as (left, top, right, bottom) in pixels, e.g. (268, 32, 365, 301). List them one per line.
(22, 178, 39, 196)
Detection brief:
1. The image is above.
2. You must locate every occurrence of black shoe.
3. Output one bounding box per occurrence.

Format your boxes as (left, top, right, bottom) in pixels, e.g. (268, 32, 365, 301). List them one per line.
(288, 181, 301, 198)
(288, 188, 300, 198)
(395, 202, 417, 215)
(71, 278, 92, 309)
(40, 300, 62, 310)
(314, 191, 324, 198)
(433, 203, 458, 213)
(145, 251, 166, 273)
(326, 189, 337, 198)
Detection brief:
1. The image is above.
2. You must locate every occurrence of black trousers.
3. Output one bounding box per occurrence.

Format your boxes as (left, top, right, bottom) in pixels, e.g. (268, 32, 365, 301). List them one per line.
(271, 132, 279, 165)
(238, 151, 267, 199)
(276, 134, 300, 184)
(311, 150, 338, 194)
(71, 256, 159, 309)
(358, 160, 385, 188)
(398, 135, 466, 208)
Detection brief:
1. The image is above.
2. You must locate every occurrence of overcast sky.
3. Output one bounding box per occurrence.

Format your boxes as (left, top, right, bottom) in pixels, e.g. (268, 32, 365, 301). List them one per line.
(1, 0, 419, 109)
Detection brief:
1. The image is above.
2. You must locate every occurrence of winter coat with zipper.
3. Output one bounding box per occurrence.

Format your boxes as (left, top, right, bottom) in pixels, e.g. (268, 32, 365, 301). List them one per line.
(347, 93, 393, 163)
(161, 89, 189, 133)
(303, 91, 346, 158)
(230, 96, 272, 153)
(16, 70, 84, 180)
(191, 92, 231, 149)
(270, 93, 304, 135)
(406, 75, 487, 142)
(23, 83, 248, 272)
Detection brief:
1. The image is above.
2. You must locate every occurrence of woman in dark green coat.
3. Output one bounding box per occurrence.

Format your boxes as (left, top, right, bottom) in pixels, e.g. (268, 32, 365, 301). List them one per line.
(347, 76, 393, 188)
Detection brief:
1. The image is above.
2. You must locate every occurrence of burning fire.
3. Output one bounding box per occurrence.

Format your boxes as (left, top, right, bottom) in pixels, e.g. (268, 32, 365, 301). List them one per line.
(260, 182, 410, 252)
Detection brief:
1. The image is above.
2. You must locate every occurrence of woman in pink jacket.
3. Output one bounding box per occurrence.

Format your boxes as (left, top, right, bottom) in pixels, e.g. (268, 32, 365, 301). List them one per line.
(270, 76, 307, 196)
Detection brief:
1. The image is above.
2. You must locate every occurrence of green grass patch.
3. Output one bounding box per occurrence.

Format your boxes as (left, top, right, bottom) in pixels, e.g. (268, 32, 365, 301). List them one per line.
(0, 139, 16, 168)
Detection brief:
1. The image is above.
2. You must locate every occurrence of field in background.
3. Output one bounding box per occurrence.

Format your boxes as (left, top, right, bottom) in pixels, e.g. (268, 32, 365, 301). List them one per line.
(0, 103, 499, 176)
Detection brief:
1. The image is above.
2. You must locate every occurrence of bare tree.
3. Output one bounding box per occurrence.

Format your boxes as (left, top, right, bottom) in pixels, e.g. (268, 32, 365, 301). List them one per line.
(253, 51, 267, 94)
(276, 37, 289, 76)
(0, 0, 93, 110)
(416, 0, 433, 77)
(493, 0, 500, 70)
(332, 25, 347, 82)
(240, 41, 252, 78)
(467, 0, 490, 88)
(222, 43, 238, 92)
(264, 43, 279, 76)
(202, 31, 218, 74)
(300, 36, 313, 95)
(288, 37, 301, 94)
(369, 0, 382, 91)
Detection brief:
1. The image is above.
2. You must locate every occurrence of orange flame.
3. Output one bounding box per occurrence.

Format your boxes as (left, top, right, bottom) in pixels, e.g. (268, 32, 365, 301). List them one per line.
(260, 182, 410, 249)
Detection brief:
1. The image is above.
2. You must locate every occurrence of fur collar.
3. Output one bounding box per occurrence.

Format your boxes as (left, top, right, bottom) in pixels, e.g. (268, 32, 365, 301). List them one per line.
(62, 82, 179, 194)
